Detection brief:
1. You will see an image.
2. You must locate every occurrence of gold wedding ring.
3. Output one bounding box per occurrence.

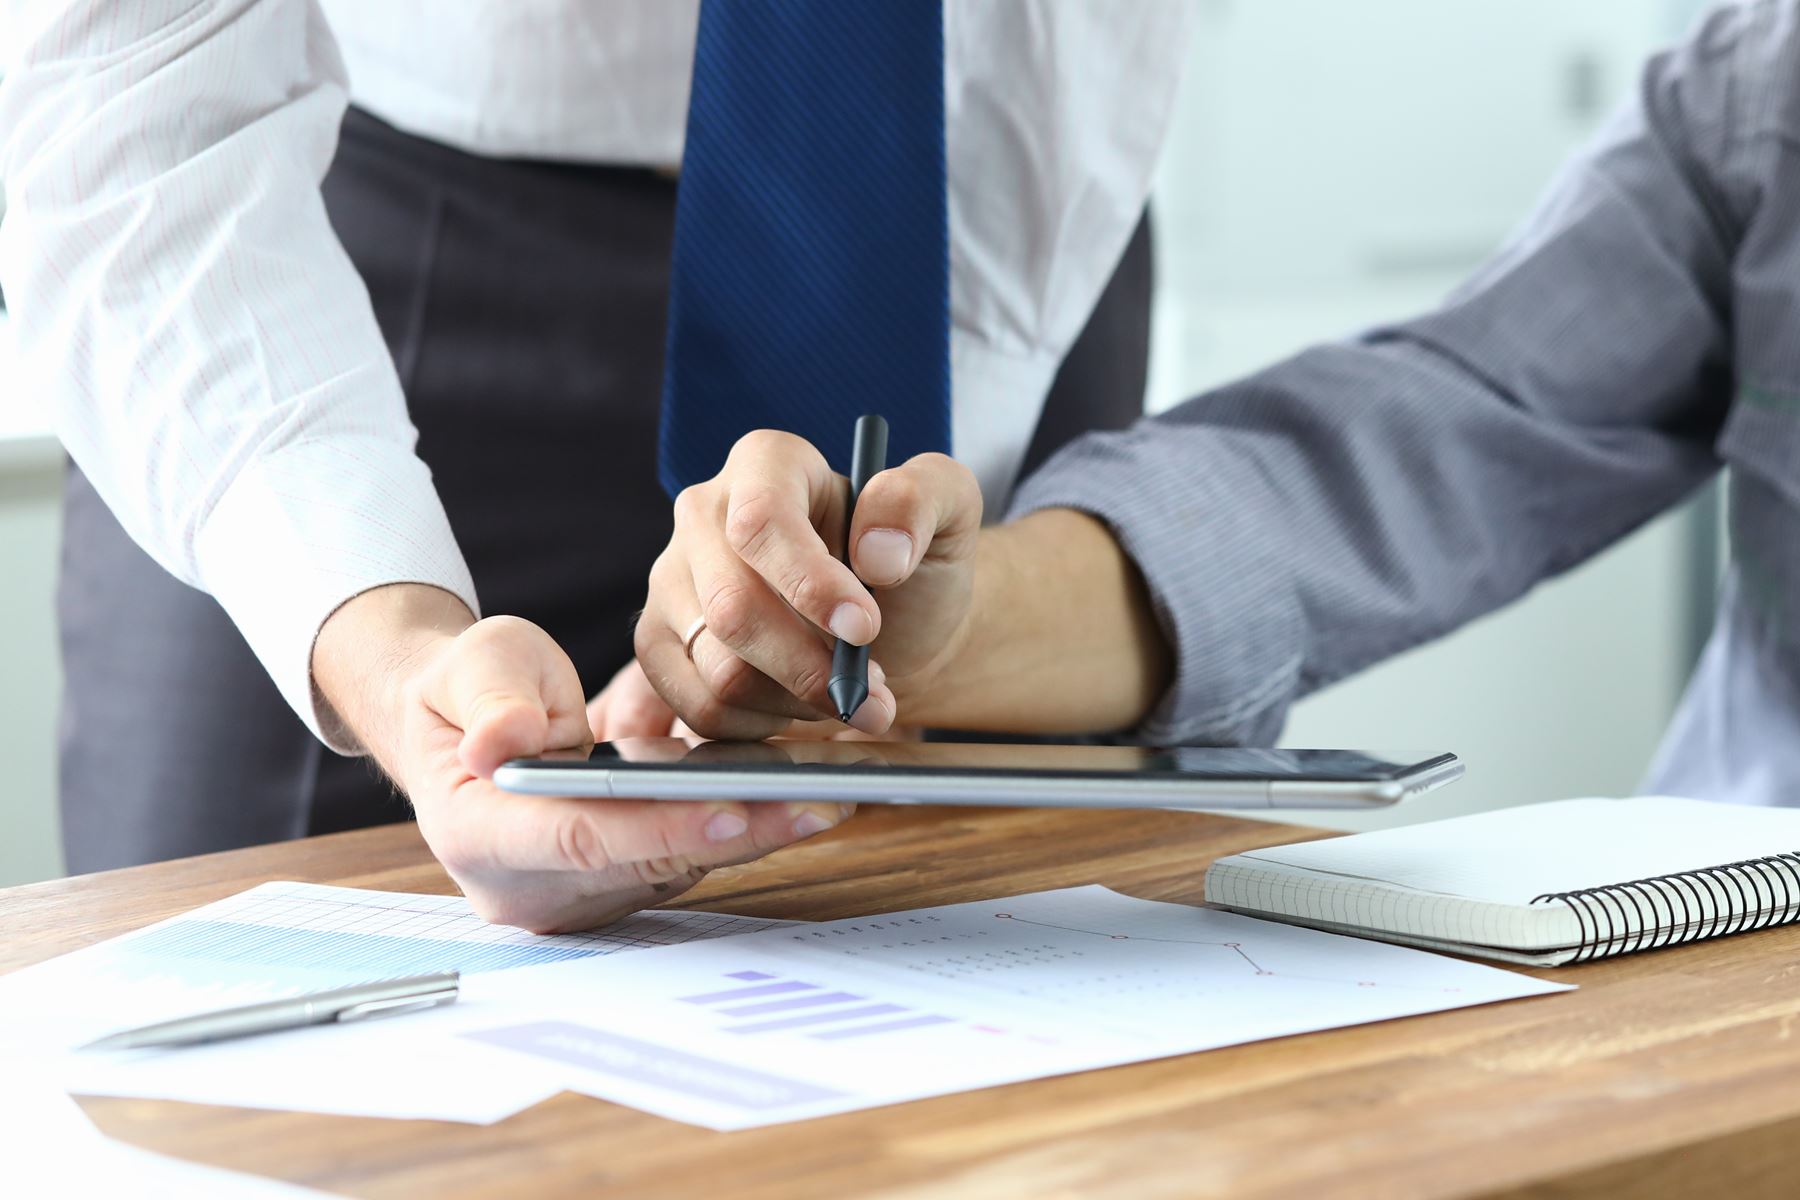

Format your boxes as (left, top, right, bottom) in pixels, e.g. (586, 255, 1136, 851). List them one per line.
(682, 617, 708, 661)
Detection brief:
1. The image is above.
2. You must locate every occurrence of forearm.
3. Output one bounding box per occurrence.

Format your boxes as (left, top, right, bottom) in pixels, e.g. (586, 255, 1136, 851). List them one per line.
(904, 509, 1170, 733)
(2, 1, 480, 747)
(971, 25, 1742, 748)
(1, 0, 363, 580)
(312, 584, 475, 773)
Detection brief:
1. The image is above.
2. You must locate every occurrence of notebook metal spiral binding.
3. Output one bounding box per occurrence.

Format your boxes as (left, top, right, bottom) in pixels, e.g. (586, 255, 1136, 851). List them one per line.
(1531, 852, 1800, 963)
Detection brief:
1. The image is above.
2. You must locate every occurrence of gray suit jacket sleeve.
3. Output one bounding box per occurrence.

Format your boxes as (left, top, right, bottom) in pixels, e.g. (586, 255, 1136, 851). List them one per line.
(1008, 5, 1768, 745)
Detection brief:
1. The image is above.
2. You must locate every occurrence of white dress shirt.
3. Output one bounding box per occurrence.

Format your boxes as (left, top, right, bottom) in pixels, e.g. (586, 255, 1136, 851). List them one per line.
(0, 0, 1192, 747)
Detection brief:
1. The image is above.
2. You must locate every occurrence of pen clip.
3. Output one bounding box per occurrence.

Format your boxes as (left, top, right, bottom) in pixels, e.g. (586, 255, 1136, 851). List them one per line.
(334, 989, 459, 1024)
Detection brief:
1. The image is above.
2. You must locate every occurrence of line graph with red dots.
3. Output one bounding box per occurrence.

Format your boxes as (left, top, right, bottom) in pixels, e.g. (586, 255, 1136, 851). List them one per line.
(778, 892, 1481, 1014)
(979, 908, 1475, 996)
(993, 910, 1279, 973)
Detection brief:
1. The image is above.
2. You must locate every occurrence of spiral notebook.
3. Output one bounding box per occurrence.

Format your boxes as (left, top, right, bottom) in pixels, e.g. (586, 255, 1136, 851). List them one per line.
(1204, 796, 1800, 965)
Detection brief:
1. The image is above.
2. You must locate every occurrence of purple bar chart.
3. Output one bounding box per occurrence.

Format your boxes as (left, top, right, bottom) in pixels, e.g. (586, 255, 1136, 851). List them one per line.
(679, 972, 959, 1041)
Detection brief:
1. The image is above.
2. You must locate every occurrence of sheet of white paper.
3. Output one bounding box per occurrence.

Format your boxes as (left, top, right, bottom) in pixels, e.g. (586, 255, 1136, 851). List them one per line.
(412, 885, 1574, 1130)
(1, 881, 800, 1124)
(55, 1006, 566, 1125)
(4, 1065, 340, 1199)
(1235, 795, 1800, 902)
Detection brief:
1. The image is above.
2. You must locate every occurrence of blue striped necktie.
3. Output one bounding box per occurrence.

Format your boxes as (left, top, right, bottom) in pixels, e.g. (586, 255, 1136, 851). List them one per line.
(657, 0, 953, 496)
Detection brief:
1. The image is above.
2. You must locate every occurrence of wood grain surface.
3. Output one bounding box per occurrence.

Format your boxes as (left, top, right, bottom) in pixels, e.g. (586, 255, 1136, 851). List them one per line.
(7, 806, 1800, 1200)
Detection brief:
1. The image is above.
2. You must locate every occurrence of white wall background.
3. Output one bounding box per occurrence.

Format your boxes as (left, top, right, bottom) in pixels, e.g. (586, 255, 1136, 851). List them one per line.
(0, 0, 1720, 883)
(0, 317, 64, 886)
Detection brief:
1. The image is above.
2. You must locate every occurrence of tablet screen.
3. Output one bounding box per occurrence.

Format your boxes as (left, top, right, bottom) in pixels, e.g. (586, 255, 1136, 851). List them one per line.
(512, 740, 1452, 783)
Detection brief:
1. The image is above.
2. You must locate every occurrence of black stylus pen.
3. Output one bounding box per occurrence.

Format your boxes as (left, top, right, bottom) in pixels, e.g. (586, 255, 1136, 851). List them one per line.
(827, 414, 889, 722)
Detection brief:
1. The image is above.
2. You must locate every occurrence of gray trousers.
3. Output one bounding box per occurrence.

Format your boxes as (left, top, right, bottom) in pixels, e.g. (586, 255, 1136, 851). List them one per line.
(58, 108, 1152, 872)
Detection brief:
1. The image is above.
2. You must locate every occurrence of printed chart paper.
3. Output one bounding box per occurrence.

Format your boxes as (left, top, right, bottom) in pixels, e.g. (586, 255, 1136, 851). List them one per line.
(449, 885, 1573, 1129)
(1, 881, 798, 1123)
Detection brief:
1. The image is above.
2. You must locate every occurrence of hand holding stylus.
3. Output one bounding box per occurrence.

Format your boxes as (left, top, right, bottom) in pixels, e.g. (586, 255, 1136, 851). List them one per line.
(634, 428, 983, 739)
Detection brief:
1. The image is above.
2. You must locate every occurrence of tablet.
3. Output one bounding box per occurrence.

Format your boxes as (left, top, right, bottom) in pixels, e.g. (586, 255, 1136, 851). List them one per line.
(493, 740, 1463, 810)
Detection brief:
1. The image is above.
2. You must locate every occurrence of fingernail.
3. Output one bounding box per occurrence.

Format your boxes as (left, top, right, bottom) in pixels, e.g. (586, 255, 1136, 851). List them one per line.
(793, 810, 836, 838)
(705, 811, 749, 842)
(828, 602, 874, 645)
(870, 659, 886, 686)
(857, 530, 914, 586)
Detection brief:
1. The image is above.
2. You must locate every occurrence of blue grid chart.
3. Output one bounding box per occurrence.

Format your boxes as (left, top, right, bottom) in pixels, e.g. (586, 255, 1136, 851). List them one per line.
(126, 919, 604, 975)
(118, 882, 796, 977)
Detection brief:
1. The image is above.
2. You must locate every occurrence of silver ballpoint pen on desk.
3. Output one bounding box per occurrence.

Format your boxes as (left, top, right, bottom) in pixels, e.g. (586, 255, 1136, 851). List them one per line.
(78, 971, 461, 1052)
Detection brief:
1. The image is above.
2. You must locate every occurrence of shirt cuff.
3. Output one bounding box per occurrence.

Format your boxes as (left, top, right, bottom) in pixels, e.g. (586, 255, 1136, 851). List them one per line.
(950, 327, 1061, 519)
(1006, 423, 1304, 746)
(192, 436, 480, 754)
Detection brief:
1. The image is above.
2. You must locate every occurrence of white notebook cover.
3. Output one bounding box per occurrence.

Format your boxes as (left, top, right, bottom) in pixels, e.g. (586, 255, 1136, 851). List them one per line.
(1204, 797, 1800, 962)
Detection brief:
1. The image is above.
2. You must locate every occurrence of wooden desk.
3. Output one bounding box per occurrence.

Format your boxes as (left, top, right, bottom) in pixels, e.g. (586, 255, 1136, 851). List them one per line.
(6, 806, 1800, 1199)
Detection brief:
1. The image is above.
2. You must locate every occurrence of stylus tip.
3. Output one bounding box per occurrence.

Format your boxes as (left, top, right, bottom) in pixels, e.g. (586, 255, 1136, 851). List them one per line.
(827, 677, 867, 727)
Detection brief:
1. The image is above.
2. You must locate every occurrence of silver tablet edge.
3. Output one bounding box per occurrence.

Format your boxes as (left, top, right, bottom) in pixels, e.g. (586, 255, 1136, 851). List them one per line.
(491, 756, 1462, 811)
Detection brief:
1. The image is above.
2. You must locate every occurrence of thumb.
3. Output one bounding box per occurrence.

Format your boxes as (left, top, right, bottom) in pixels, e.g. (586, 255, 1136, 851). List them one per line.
(850, 453, 983, 587)
(461, 690, 551, 779)
(421, 617, 590, 779)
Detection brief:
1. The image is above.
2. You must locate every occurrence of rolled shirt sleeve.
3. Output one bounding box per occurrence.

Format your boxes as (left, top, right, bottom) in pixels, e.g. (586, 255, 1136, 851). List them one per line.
(0, 0, 478, 750)
(1010, 9, 1747, 745)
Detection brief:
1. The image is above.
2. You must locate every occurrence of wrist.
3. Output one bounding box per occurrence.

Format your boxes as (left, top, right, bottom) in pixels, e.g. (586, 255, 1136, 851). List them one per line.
(311, 584, 476, 767)
(901, 508, 1169, 734)
(889, 522, 1018, 729)
(885, 588, 978, 726)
